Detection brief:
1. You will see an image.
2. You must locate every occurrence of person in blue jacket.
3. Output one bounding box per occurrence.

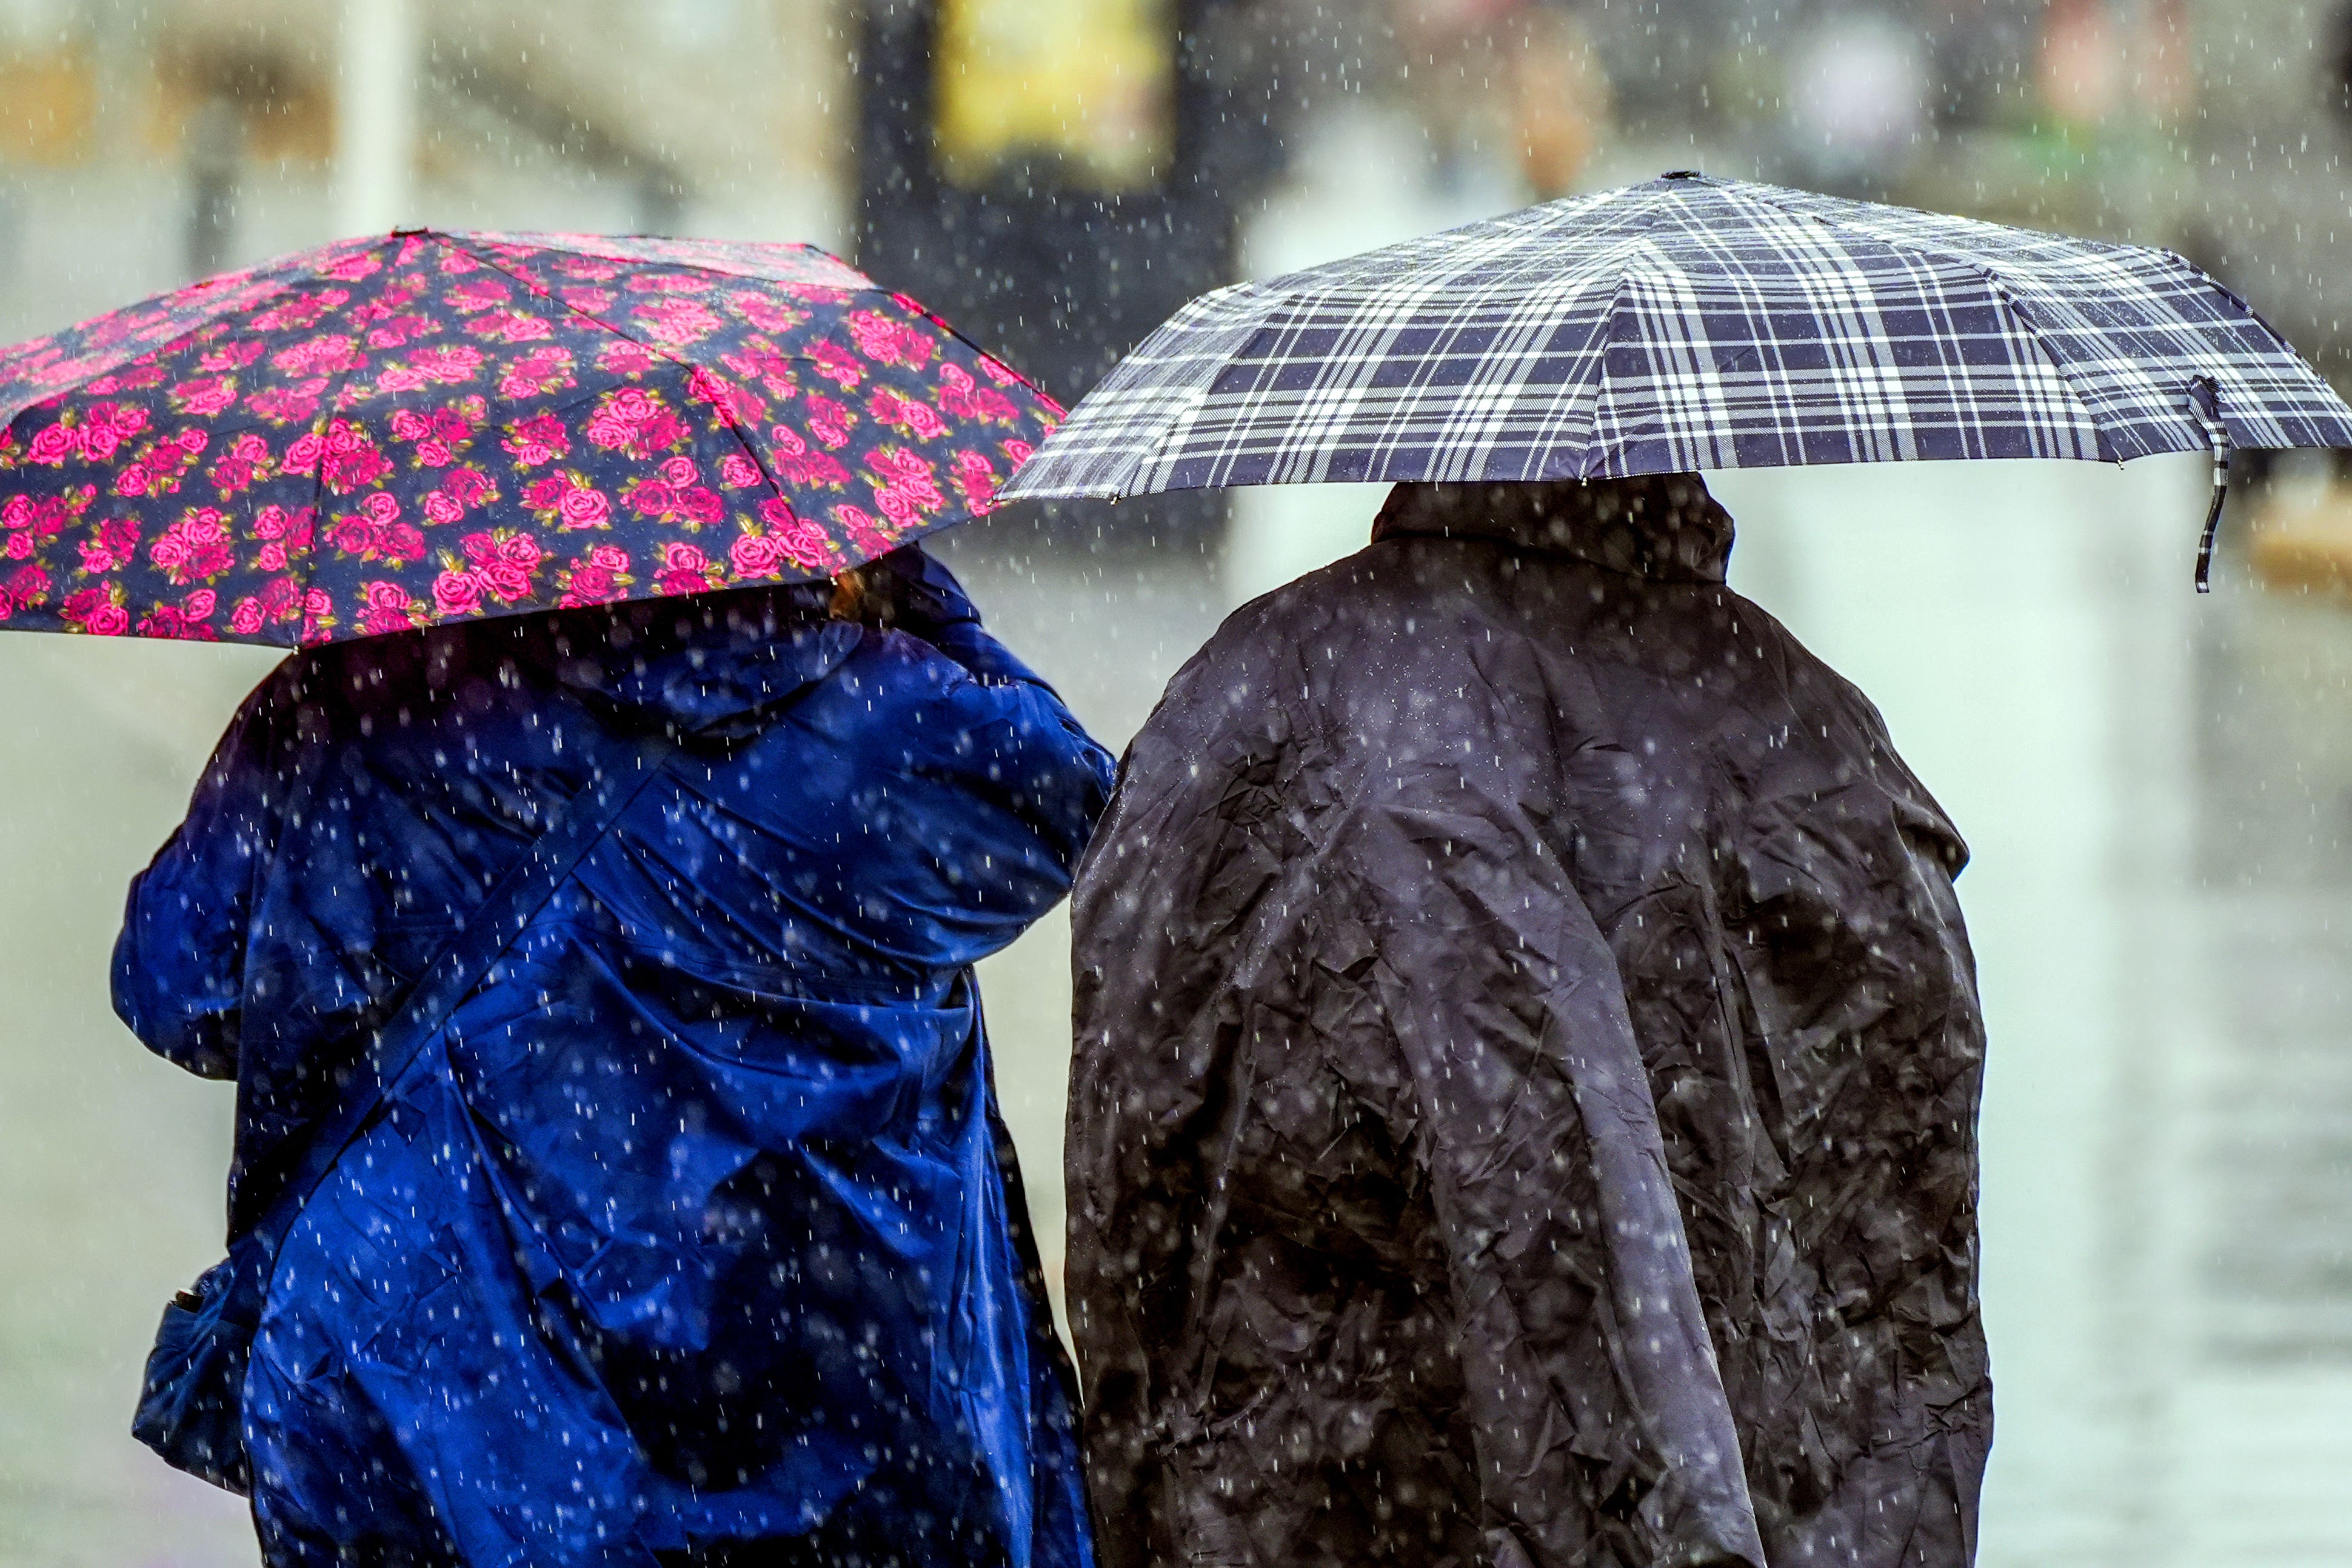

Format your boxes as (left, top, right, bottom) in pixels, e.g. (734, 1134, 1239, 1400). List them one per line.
(113, 548, 1111, 1568)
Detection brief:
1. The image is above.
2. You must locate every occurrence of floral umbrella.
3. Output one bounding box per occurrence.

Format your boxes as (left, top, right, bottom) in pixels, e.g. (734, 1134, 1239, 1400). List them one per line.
(0, 231, 1060, 644)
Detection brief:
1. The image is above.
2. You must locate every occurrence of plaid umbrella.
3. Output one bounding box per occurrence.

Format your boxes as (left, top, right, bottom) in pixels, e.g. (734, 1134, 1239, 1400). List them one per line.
(1003, 172, 2352, 587)
(0, 232, 1058, 644)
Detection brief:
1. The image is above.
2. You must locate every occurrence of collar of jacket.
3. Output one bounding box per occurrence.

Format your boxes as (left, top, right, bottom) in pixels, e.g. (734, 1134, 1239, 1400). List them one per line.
(1370, 474, 1736, 584)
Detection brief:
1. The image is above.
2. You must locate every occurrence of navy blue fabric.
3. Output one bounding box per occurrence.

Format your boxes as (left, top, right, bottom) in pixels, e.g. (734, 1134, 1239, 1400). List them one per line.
(113, 550, 1112, 1568)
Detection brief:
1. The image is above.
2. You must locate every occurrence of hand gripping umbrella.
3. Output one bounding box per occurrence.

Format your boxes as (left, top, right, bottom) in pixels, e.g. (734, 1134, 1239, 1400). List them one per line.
(1001, 172, 2352, 589)
(0, 230, 1060, 644)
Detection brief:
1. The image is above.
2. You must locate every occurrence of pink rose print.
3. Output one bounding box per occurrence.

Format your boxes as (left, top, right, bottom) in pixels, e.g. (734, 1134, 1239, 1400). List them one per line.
(77, 518, 141, 575)
(169, 376, 240, 418)
(248, 377, 328, 425)
(557, 285, 616, 314)
(729, 530, 786, 579)
(765, 426, 849, 489)
(285, 418, 392, 494)
(322, 251, 382, 282)
(26, 420, 81, 465)
(631, 298, 723, 347)
(116, 429, 208, 499)
(523, 471, 611, 530)
(755, 497, 834, 570)
(79, 402, 150, 462)
(937, 362, 1020, 425)
(436, 248, 482, 275)
(807, 340, 863, 390)
(951, 449, 999, 510)
(273, 334, 366, 377)
(720, 345, 798, 398)
(248, 290, 346, 333)
(467, 310, 554, 344)
(446, 468, 492, 508)
(327, 515, 378, 556)
(370, 347, 477, 393)
(356, 580, 426, 636)
(585, 387, 689, 458)
(61, 583, 129, 636)
(830, 502, 898, 561)
(138, 589, 220, 641)
(976, 355, 1026, 387)
(150, 505, 237, 585)
(660, 456, 700, 487)
(803, 393, 854, 448)
(4, 491, 83, 557)
(501, 413, 571, 467)
(1000, 438, 1035, 469)
(597, 339, 658, 376)
(846, 309, 935, 369)
(727, 291, 809, 334)
(686, 367, 763, 425)
(868, 387, 949, 440)
(554, 256, 623, 282)
(627, 272, 712, 294)
(624, 478, 677, 518)
(364, 313, 439, 349)
(498, 345, 574, 398)
(433, 569, 485, 616)
(299, 587, 336, 643)
(390, 401, 481, 466)
(460, 530, 545, 602)
(865, 447, 945, 520)
(196, 339, 266, 373)
(445, 276, 510, 312)
(557, 542, 633, 608)
(718, 453, 763, 489)
(653, 540, 726, 596)
(0, 562, 52, 621)
(209, 432, 273, 494)
(252, 504, 316, 573)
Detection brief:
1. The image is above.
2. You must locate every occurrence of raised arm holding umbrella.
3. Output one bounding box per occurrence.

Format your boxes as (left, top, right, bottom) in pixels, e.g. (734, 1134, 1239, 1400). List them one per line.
(2, 233, 1106, 1568)
(1010, 175, 2352, 1568)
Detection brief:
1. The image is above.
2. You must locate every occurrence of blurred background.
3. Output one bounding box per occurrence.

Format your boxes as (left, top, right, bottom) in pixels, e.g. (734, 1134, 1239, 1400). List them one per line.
(3, 1, 2351, 1563)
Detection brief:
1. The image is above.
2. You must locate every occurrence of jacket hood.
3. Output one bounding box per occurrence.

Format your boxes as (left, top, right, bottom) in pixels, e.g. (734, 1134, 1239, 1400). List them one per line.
(564, 584, 858, 738)
(1372, 474, 1735, 584)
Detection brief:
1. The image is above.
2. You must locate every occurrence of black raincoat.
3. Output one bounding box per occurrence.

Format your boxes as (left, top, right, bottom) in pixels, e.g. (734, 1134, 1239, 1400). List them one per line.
(1066, 478, 1990, 1568)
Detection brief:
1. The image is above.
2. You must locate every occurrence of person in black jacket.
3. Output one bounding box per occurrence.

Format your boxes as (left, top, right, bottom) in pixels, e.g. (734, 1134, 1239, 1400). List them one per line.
(1067, 476, 1989, 1568)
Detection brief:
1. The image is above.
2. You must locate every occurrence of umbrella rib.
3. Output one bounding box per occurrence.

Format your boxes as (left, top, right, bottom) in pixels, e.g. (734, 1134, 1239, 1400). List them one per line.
(1717, 184, 2136, 461)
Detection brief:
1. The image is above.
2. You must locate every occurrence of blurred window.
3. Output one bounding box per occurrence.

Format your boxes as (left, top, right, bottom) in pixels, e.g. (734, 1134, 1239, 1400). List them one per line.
(933, 0, 1175, 192)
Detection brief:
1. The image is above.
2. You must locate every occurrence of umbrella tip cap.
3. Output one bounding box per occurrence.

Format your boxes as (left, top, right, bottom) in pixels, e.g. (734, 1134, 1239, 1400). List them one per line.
(1662, 169, 1703, 181)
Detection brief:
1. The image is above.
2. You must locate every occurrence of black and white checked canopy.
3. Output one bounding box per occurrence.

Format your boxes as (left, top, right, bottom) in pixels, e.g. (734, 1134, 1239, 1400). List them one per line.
(1001, 173, 2352, 501)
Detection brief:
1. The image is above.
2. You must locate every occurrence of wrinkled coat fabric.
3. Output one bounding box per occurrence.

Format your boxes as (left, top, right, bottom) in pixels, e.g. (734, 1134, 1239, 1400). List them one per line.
(115, 557, 1112, 1568)
(1067, 478, 1990, 1568)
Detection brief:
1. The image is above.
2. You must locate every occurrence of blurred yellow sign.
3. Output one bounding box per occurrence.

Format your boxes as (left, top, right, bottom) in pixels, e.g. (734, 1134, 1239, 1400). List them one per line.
(934, 0, 1172, 192)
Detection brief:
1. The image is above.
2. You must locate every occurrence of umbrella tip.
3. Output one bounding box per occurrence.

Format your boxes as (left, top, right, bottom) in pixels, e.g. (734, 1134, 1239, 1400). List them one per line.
(1662, 170, 1703, 181)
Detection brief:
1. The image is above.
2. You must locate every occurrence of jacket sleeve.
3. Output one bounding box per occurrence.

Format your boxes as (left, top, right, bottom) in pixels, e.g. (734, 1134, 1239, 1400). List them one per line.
(881, 547, 1116, 918)
(112, 672, 289, 1080)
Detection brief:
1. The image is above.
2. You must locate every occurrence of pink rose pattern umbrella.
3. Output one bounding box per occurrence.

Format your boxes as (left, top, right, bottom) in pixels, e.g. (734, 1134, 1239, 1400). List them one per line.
(0, 231, 1060, 644)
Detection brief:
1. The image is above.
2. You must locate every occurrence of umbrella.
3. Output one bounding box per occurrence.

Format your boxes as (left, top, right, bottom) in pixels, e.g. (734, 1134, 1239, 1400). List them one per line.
(1001, 172, 2352, 588)
(0, 231, 1059, 644)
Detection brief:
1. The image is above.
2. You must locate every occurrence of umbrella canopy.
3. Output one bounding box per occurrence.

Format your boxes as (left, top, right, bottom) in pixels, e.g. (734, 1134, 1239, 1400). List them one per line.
(0, 231, 1058, 645)
(1002, 172, 2352, 581)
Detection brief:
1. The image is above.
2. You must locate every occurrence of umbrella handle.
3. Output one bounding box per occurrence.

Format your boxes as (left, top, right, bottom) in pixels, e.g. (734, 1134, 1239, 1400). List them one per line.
(2190, 376, 2230, 594)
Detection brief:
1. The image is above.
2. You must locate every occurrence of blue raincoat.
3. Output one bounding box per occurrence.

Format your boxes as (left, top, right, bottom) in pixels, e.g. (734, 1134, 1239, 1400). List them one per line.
(113, 553, 1111, 1568)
